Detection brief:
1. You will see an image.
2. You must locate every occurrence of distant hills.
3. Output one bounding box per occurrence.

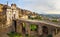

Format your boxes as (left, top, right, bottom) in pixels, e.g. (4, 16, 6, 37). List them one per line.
(40, 14, 60, 19)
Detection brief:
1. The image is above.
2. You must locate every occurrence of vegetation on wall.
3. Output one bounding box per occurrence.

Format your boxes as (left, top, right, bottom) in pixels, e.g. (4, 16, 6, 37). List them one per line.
(7, 32, 22, 37)
(30, 24, 37, 31)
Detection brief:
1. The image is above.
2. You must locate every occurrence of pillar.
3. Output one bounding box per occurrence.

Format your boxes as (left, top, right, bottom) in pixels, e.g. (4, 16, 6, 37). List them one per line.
(56, 28, 58, 34)
(38, 25, 42, 35)
(25, 23, 30, 35)
(16, 21, 22, 33)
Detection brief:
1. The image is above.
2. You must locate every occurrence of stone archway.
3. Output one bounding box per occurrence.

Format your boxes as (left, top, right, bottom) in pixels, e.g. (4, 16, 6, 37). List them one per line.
(30, 24, 38, 35)
(42, 26, 48, 34)
(42, 26, 48, 37)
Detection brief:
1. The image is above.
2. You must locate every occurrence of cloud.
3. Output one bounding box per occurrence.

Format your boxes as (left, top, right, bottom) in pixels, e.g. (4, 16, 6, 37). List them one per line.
(20, 0, 60, 14)
(0, 0, 60, 14)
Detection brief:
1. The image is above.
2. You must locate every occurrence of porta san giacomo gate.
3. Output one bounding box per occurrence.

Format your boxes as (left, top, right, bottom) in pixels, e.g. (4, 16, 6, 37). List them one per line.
(0, 4, 60, 37)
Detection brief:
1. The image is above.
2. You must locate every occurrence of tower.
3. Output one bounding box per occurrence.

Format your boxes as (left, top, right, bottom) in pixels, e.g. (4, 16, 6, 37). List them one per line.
(6, 3, 19, 25)
(11, 4, 19, 19)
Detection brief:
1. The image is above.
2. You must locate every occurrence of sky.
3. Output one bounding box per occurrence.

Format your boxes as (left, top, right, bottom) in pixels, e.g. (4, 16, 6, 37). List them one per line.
(0, 0, 60, 14)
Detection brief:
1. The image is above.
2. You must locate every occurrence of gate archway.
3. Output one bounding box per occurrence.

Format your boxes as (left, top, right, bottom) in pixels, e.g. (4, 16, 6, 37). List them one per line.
(12, 20, 17, 32)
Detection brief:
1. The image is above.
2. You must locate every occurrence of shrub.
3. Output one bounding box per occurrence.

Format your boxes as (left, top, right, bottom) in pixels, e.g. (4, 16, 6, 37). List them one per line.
(7, 32, 22, 37)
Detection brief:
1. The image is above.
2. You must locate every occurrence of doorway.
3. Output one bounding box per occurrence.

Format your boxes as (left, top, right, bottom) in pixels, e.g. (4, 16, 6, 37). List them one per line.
(13, 20, 17, 32)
